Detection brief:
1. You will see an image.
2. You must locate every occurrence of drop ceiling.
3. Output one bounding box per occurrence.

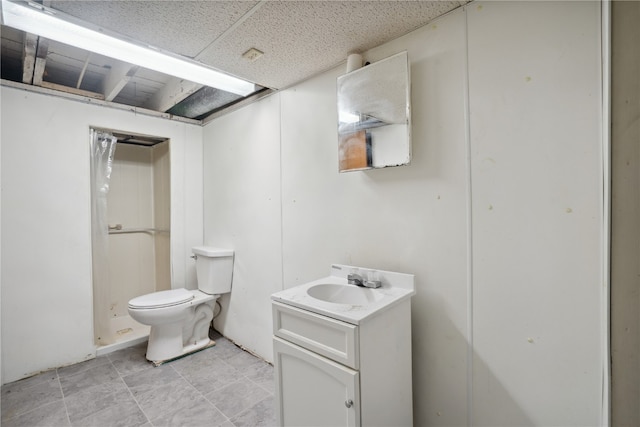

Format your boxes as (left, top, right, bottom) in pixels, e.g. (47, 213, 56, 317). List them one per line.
(1, 0, 468, 123)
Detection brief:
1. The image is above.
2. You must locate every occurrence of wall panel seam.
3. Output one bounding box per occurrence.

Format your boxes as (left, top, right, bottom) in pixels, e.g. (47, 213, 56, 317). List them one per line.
(462, 5, 474, 426)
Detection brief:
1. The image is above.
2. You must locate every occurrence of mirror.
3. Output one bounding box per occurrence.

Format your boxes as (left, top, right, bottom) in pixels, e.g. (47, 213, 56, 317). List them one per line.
(337, 51, 411, 172)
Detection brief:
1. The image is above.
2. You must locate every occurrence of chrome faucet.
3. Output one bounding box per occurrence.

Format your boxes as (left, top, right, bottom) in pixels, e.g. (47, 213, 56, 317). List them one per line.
(348, 271, 382, 288)
(347, 273, 364, 286)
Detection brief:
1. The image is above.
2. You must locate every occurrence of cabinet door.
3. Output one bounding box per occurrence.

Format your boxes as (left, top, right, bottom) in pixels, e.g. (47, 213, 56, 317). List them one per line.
(274, 337, 360, 427)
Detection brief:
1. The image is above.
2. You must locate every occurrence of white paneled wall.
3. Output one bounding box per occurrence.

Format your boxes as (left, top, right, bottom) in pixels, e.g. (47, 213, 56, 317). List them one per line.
(203, 94, 283, 359)
(0, 88, 203, 384)
(467, 2, 603, 424)
(280, 12, 471, 425)
(203, 3, 605, 425)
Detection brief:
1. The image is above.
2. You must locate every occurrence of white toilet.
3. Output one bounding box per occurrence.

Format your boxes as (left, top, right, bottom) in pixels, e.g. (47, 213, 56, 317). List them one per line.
(128, 246, 233, 364)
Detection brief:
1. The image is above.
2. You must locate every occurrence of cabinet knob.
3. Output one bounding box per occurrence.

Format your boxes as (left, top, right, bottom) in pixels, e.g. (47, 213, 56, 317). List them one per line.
(345, 399, 354, 408)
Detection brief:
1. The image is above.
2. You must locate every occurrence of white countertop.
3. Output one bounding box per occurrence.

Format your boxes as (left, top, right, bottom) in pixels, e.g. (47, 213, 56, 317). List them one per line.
(271, 268, 415, 325)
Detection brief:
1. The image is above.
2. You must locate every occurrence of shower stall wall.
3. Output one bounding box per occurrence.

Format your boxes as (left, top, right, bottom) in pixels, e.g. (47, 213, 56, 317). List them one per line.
(91, 130, 170, 352)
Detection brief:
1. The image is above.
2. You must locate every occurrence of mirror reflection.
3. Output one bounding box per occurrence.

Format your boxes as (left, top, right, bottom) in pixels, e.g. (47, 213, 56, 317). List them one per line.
(337, 51, 411, 172)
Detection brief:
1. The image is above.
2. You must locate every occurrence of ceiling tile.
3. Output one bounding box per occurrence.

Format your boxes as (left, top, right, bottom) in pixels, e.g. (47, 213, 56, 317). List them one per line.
(50, 0, 261, 58)
(198, 0, 463, 89)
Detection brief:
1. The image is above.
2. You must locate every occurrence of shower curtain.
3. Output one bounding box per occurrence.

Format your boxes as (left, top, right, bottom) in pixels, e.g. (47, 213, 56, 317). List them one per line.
(90, 129, 118, 346)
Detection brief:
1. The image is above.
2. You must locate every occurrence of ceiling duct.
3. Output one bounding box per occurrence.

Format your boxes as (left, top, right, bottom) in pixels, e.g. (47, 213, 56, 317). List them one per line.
(166, 85, 266, 120)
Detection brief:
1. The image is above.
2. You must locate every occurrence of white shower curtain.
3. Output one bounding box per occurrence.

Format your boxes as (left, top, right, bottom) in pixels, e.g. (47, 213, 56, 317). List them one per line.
(90, 129, 117, 346)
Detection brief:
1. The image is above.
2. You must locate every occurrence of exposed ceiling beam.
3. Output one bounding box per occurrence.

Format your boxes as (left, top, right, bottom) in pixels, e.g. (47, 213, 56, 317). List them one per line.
(32, 37, 48, 86)
(103, 61, 139, 102)
(39, 81, 105, 100)
(19, 33, 106, 100)
(22, 33, 37, 84)
(144, 78, 202, 112)
(76, 52, 91, 89)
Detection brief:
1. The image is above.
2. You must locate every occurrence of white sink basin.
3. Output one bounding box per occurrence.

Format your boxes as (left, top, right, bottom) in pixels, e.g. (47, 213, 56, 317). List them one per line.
(271, 264, 415, 325)
(307, 283, 384, 305)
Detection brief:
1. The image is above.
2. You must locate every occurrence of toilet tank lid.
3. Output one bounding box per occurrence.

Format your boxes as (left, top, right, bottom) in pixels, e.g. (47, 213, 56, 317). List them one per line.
(192, 246, 234, 257)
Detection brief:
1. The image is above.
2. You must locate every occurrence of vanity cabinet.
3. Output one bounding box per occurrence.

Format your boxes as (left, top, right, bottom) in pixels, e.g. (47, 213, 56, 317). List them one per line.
(272, 299, 413, 426)
(274, 337, 360, 426)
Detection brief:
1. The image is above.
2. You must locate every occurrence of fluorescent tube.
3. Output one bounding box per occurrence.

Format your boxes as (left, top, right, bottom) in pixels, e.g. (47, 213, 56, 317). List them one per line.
(1, 0, 256, 96)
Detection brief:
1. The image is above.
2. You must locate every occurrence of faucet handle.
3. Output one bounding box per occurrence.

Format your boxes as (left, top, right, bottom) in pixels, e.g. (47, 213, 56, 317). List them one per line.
(364, 270, 382, 288)
(364, 280, 382, 288)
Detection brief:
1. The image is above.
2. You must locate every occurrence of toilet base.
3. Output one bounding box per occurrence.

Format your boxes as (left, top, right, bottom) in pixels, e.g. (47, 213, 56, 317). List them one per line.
(140, 297, 216, 364)
(148, 338, 216, 367)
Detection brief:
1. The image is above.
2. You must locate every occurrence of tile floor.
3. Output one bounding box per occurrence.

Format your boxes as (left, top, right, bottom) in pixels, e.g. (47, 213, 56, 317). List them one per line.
(1, 331, 276, 427)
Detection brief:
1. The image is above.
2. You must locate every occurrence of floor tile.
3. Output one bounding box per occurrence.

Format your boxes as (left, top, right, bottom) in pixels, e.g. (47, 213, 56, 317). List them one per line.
(57, 356, 111, 378)
(149, 394, 228, 427)
(170, 344, 218, 367)
(108, 343, 152, 376)
(1, 370, 57, 391)
(208, 338, 246, 360)
(1, 373, 62, 421)
(59, 363, 121, 398)
(131, 377, 202, 420)
(71, 399, 148, 427)
(64, 378, 130, 423)
(1, 331, 275, 427)
(206, 377, 270, 419)
(245, 362, 275, 394)
(224, 350, 265, 373)
(1, 400, 69, 427)
(230, 395, 276, 427)
(173, 356, 243, 395)
(122, 364, 180, 393)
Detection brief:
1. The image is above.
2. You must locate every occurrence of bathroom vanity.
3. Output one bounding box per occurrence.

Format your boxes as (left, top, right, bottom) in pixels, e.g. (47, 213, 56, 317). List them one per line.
(271, 264, 415, 426)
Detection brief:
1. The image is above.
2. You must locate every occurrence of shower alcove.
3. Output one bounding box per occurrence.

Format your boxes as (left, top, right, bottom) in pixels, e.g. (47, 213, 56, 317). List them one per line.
(91, 129, 171, 355)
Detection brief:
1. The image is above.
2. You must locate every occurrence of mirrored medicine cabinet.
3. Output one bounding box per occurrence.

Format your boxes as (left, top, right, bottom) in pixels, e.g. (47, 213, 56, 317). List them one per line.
(337, 51, 411, 172)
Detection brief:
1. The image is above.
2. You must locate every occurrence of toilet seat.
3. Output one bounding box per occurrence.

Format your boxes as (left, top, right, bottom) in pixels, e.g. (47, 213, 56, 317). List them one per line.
(128, 288, 194, 309)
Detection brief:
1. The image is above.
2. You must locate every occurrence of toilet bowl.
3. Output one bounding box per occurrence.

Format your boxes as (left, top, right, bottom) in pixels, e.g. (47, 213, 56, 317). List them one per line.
(128, 246, 233, 364)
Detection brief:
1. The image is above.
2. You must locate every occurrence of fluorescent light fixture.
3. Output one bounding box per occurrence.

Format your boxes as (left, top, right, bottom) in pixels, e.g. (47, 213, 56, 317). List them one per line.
(1, 0, 256, 96)
(339, 111, 360, 124)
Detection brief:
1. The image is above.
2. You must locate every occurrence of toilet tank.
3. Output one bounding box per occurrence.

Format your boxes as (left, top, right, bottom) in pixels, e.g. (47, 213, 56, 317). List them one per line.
(192, 246, 234, 295)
